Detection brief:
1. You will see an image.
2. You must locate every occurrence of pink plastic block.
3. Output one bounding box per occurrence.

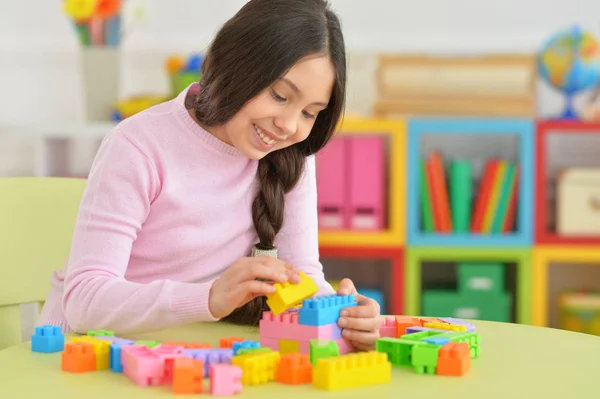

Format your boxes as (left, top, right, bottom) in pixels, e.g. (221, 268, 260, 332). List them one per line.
(335, 338, 354, 354)
(210, 364, 243, 396)
(380, 316, 397, 338)
(259, 337, 280, 352)
(259, 311, 336, 341)
(121, 345, 184, 386)
(316, 136, 349, 229)
(348, 136, 385, 230)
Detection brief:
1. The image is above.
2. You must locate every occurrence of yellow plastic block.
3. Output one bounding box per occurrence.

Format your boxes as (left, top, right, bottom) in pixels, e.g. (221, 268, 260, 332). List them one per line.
(266, 272, 318, 315)
(424, 321, 467, 332)
(313, 351, 391, 391)
(231, 351, 281, 386)
(279, 339, 300, 354)
(71, 336, 110, 370)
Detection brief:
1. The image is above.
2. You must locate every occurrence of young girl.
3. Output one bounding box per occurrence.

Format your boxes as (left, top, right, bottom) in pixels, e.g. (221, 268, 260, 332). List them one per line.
(39, 0, 381, 351)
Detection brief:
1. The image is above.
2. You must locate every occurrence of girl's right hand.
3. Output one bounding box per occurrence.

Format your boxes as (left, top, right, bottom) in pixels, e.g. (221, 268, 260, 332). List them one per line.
(208, 256, 302, 319)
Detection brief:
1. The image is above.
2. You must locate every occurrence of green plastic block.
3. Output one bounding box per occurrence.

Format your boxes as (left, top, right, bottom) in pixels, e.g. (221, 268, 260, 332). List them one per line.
(400, 330, 444, 341)
(87, 329, 114, 337)
(458, 262, 505, 294)
(437, 331, 482, 358)
(237, 347, 272, 355)
(309, 339, 339, 365)
(412, 343, 441, 375)
(135, 340, 161, 348)
(376, 338, 422, 367)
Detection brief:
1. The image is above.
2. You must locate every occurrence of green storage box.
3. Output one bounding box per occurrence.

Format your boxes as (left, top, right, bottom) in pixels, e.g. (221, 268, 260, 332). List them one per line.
(422, 290, 511, 322)
(457, 262, 505, 294)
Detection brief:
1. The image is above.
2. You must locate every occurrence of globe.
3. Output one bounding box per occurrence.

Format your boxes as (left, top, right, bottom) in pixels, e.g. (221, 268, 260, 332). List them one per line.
(537, 25, 600, 119)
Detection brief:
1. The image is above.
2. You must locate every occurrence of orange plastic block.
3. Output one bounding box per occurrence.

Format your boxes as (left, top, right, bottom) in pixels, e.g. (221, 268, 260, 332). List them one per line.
(71, 336, 110, 370)
(172, 358, 204, 394)
(276, 353, 312, 385)
(395, 316, 421, 336)
(62, 342, 96, 373)
(266, 272, 318, 315)
(164, 341, 211, 349)
(219, 337, 245, 348)
(437, 342, 471, 376)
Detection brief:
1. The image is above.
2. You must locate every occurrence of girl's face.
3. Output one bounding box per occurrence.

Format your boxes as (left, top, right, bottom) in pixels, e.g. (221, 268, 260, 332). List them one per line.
(213, 55, 336, 160)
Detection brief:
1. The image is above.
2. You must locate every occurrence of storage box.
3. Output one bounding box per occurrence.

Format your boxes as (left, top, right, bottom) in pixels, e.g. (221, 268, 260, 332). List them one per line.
(557, 168, 600, 236)
(457, 262, 505, 294)
(422, 290, 511, 322)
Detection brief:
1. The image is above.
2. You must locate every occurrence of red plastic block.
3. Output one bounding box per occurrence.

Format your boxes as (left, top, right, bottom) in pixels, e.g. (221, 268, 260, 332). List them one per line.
(437, 342, 471, 376)
(61, 342, 96, 373)
(395, 316, 421, 337)
(219, 337, 245, 348)
(210, 364, 243, 396)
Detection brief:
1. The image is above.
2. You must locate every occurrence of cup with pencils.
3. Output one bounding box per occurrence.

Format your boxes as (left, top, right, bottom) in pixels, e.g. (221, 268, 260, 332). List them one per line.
(62, 0, 124, 47)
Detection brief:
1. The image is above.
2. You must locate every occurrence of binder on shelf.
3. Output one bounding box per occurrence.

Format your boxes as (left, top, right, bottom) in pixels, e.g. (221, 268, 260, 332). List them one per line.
(348, 135, 385, 230)
(316, 136, 349, 229)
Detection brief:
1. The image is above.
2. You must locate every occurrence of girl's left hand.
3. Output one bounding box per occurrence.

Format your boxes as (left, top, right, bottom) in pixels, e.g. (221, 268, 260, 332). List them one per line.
(336, 278, 381, 351)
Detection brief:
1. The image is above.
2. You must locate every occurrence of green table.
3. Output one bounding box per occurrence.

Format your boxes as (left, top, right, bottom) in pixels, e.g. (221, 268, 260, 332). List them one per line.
(0, 319, 598, 398)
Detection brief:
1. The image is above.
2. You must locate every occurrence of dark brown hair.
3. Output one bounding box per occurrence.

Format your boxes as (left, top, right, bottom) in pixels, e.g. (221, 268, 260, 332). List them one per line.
(187, 0, 346, 325)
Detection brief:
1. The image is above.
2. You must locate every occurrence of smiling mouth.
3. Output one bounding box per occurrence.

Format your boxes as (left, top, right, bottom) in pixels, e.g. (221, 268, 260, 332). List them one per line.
(253, 124, 279, 146)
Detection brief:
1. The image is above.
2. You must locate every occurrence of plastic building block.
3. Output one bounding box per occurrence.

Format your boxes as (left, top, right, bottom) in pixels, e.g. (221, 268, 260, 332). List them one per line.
(276, 353, 312, 384)
(31, 325, 64, 353)
(437, 341, 471, 376)
(87, 329, 114, 337)
(232, 340, 260, 355)
(331, 323, 343, 340)
(380, 317, 397, 338)
(423, 336, 451, 346)
(163, 341, 211, 349)
(182, 348, 233, 377)
(259, 310, 339, 341)
(438, 317, 476, 332)
(266, 272, 319, 315)
(313, 351, 391, 391)
(279, 339, 300, 354)
(135, 340, 161, 348)
(210, 364, 243, 396)
(436, 331, 481, 358)
(298, 294, 358, 326)
(237, 347, 272, 356)
(172, 358, 204, 394)
(395, 316, 422, 336)
(309, 339, 339, 365)
(412, 343, 441, 375)
(401, 330, 445, 342)
(405, 326, 448, 335)
(110, 342, 134, 372)
(94, 336, 135, 345)
(424, 321, 467, 332)
(334, 338, 355, 354)
(231, 350, 281, 386)
(219, 337, 245, 348)
(61, 342, 96, 373)
(376, 337, 422, 367)
(121, 345, 179, 386)
(71, 336, 110, 370)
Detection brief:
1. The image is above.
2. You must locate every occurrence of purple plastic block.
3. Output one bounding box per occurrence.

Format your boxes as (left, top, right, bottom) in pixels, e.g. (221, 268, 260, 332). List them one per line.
(438, 317, 476, 332)
(95, 336, 135, 345)
(182, 348, 233, 377)
(331, 323, 343, 340)
(405, 326, 448, 335)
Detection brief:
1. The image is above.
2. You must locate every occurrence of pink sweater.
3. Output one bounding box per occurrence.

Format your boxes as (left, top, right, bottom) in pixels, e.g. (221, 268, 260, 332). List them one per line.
(39, 84, 334, 335)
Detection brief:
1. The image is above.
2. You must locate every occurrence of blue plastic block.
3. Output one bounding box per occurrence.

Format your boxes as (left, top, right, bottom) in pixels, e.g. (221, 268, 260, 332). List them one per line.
(109, 342, 134, 372)
(423, 336, 451, 345)
(299, 294, 358, 326)
(232, 340, 260, 356)
(31, 325, 64, 353)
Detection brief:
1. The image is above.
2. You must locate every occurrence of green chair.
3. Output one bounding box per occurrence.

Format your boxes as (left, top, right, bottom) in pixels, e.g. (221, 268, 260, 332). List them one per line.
(0, 177, 87, 350)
